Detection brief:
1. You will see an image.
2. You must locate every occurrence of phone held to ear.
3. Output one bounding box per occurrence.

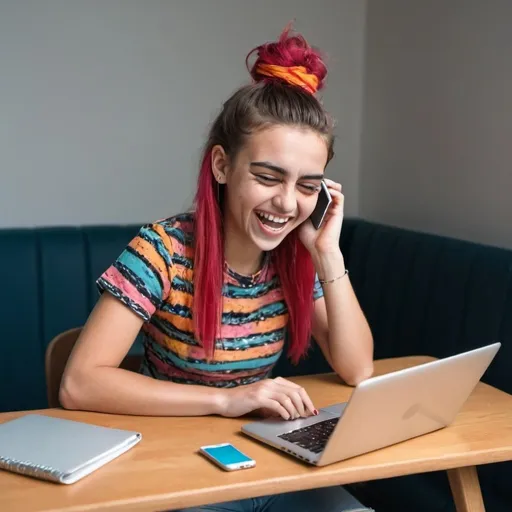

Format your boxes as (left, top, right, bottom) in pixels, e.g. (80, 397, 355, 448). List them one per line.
(310, 180, 332, 229)
(199, 443, 256, 471)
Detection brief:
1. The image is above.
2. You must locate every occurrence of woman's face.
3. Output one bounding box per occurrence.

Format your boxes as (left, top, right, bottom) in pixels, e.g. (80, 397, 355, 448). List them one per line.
(212, 124, 329, 254)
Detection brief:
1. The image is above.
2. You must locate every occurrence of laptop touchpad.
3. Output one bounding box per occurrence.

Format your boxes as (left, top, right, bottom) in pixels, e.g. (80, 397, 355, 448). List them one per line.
(320, 403, 347, 417)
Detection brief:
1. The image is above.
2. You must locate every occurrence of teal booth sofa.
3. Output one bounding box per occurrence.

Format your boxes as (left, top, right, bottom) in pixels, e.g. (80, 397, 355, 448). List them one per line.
(1, 218, 510, 511)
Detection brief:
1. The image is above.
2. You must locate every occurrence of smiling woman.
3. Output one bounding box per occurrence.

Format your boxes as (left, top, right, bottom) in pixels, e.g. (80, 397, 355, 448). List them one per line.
(245, 155, 323, 231)
(218, 126, 327, 250)
(59, 24, 374, 512)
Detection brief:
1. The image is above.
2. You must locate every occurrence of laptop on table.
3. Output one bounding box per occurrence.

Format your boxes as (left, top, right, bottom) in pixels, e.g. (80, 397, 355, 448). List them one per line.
(242, 343, 500, 466)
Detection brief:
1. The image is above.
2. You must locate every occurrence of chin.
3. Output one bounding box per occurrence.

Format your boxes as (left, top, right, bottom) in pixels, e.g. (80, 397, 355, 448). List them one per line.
(250, 235, 287, 253)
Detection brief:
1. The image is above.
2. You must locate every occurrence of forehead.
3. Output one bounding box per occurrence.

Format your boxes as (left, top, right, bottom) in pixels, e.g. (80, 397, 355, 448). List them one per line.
(243, 125, 328, 174)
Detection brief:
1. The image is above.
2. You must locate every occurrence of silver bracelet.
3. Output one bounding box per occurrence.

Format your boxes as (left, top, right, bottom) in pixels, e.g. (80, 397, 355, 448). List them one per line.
(319, 269, 349, 285)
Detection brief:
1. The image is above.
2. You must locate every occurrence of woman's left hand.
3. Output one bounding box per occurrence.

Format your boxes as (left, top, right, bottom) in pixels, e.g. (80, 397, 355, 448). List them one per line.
(298, 179, 344, 258)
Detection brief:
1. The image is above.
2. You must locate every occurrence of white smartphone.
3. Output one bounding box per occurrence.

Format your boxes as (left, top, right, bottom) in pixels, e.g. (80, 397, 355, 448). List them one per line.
(310, 180, 332, 229)
(199, 443, 256, 471)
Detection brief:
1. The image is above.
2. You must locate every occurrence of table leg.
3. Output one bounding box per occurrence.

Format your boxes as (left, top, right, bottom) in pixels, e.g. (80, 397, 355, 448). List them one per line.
(447, 466, 485, 512)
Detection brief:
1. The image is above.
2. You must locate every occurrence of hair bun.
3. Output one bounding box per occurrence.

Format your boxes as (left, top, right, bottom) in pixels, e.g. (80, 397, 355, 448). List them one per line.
(246, 25, 327, 95)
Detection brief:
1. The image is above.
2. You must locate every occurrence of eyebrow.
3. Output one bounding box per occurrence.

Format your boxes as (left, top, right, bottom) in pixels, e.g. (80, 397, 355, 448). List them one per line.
(250, 161, 324, 180)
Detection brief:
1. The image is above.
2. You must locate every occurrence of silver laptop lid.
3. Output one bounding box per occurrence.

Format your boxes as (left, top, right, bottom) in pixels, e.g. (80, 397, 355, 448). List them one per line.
(317, 342, 501, 466)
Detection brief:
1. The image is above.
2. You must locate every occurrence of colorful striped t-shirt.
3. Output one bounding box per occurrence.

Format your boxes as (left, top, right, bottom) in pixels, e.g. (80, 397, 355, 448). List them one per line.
(97, 213, 324, 387)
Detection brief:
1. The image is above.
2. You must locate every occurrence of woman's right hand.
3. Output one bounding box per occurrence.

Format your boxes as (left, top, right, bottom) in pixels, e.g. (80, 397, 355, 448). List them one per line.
(219, 377, 318, 420)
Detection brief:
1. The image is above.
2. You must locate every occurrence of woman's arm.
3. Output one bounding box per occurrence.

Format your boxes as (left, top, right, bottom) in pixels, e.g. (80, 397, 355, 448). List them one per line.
(311, 252, 374, 386)
(60, 293, 224, 416)
(60, 294, 316, 419)
(298, 178, 374, 386)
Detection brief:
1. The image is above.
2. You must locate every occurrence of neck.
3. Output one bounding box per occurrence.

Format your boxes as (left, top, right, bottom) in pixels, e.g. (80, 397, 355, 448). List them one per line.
(223, 219, 264, 276)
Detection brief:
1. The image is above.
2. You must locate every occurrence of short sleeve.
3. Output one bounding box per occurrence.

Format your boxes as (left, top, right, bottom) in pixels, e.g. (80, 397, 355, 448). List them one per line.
(313, 273, 324, 301)
(96, 223, 174, 321)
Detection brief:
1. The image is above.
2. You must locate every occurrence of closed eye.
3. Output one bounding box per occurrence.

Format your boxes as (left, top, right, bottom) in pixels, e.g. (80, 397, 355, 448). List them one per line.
(256, 174, 280, 184)
(300, 183, 321, 193)
(254, 173, 321, 193)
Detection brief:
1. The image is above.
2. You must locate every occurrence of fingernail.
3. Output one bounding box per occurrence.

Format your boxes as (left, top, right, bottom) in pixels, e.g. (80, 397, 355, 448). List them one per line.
(314, 409, 319, 416)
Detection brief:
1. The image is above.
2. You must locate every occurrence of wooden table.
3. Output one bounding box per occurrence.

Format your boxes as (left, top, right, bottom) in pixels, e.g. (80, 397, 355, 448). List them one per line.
(1, 356, 511, 512)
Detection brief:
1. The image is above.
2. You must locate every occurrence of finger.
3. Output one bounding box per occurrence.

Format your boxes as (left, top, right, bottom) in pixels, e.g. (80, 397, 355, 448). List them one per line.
(284, 388, 306, 417)
(326, 191, 345, 211)
(259, 399, 291, 420)
(274, 378, 316, 416)
(323, 179, 342, 191)
(295, 387, 317, 416)
(326, 189, 344, 202)
(272, 392, 300, 419)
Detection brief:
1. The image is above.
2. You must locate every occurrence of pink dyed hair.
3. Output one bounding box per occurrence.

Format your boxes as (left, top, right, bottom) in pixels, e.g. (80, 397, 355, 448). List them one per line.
(246, 24, 328, 93)
(193, 26, 333, 363)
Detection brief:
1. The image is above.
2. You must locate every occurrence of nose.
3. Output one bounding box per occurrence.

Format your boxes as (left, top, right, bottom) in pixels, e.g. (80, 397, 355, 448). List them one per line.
(272, 185, 297, 214)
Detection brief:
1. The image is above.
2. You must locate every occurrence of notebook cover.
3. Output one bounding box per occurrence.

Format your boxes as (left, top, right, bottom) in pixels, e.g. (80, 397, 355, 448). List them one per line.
(0, 414, 142, 484)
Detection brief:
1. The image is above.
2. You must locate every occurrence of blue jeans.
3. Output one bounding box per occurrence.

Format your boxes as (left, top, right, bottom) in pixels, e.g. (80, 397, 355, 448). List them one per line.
(173, 485, 373, 511)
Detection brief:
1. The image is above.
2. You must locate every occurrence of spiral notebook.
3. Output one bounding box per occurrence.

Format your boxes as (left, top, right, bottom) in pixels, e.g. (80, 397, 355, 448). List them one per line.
(0, 414, 142, 484)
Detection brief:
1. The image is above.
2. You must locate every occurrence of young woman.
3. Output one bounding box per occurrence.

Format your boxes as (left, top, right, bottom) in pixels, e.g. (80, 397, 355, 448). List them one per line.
(60, 27, 374, 511)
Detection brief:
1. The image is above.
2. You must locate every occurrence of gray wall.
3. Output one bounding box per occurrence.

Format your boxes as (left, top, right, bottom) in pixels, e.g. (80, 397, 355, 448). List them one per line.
(360, 0, 512, 249)
(1, 0, 366, 228)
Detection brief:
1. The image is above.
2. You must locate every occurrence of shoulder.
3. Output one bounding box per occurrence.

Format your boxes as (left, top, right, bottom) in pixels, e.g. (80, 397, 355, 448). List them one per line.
(153, 212, 194, 245)
(140, 212, 196, 270)
(140, 212, 193, 252)
(124, 212, 193, 266)
(95, 214, 195, 319)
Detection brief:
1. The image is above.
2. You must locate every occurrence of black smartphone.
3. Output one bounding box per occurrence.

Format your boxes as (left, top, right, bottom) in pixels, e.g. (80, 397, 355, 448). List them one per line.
(310, 181, 332, 229)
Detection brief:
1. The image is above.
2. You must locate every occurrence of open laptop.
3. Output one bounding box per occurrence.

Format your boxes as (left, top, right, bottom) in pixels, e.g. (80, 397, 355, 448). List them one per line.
(242, 342, 501, 466)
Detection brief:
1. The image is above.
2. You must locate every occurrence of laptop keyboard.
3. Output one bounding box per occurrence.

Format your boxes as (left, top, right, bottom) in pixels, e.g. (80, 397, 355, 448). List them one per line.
(278, 417, 339, 454)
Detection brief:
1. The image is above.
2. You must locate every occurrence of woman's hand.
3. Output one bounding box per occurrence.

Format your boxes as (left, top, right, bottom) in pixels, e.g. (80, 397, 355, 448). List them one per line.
(219, 377, 317, 420)
(298, 179, 344, 258)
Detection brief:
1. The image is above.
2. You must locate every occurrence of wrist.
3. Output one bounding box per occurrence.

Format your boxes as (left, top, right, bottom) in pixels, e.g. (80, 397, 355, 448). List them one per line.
(313, 251, 345, 281)
(212, 388, 230, 416)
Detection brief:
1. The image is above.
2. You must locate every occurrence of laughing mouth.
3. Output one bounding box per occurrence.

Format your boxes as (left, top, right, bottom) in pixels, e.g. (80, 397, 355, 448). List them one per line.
(255, 211, 292, 231)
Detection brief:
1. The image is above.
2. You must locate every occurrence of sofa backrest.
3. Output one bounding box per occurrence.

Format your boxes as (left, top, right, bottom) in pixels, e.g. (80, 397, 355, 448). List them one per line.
(0, 225, 139, 412)
(340, 219, 512, 396)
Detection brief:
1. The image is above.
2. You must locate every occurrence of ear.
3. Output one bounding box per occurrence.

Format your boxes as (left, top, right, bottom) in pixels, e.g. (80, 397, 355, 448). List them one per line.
(211, 145, 229, 184)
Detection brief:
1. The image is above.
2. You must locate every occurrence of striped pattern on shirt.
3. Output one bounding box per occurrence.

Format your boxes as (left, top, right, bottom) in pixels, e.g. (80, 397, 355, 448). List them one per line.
(97, 212, 324, 388)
